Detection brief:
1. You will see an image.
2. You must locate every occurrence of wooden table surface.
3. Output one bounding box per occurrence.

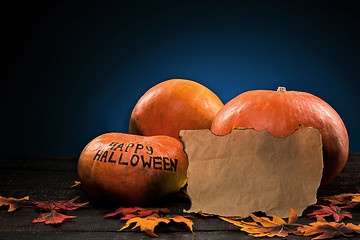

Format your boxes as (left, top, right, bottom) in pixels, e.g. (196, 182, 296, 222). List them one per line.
(0, 153, 359, 239)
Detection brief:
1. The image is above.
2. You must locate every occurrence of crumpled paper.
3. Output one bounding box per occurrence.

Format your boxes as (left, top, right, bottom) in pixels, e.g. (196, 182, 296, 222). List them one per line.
(179, 126, 323, 218)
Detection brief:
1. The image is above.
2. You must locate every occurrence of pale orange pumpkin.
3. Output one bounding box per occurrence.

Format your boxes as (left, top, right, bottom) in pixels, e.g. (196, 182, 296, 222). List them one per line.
(210, 87, 349, 185)
(78, 133, 188, 205)
(129, 79, 224, 140)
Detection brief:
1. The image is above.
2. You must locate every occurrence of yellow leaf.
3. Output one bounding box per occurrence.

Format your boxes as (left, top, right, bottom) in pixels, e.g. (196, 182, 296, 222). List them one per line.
(321, 193, 360, 207)
(0, 196, 30, 212)
(220, 208, 302, 238)
(119, 213, 193, 237)
(70, 181, 81, 188)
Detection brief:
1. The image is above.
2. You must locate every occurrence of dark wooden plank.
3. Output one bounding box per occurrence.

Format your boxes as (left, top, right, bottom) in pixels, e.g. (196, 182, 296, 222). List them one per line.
(0, 231, 316, 240)
(0, 154, 359, 239)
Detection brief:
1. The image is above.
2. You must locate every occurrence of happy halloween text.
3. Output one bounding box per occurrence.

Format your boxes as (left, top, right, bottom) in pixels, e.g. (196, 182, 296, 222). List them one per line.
(93, 142, 178, 172)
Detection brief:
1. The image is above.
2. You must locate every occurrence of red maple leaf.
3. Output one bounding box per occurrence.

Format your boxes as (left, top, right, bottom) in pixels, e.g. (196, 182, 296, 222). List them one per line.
(33, 196, 89, 212)
(306, 205, 352, 222)
(32, 209, 77, 225)
(104, 207, 170, 220)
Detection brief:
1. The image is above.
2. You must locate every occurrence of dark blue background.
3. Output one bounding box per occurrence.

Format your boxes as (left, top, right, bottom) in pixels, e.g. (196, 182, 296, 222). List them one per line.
(4, 0, 360, 156)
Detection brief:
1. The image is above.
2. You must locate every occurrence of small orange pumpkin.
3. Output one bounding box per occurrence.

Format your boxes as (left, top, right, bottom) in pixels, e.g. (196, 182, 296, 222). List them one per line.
(210, 87, 349, 185)
(77, 133, 188, 205)
(129, 79, 224, 140)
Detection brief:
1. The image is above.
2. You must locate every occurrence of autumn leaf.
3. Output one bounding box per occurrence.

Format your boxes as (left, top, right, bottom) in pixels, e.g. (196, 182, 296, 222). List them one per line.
(119, 213, 194, 237)
(71, 181, 81, 188)
(306, 205, 352, 222)
(33, 196, 89, 212)
(104, 207, 142, 218)
(197, 211, 215, 217)
(299, 215, 360, 239)
(0, 196, 30, 212)
(104, 207, 170, 220)
(220, 208, 302, 237)
(32, 209, 77, 225)
(320, 193, 360, 208)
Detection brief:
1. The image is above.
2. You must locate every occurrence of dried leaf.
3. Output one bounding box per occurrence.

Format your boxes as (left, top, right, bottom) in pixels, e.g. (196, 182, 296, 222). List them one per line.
(71, 181, 81, 188)
(299, 215, 360, 239)
(306, 205, 352, 222)
(346, 195, 360, 208)
(321, 193, 360, 208)
(119, 213, 193, 237)
(0, 196, 30, 212)
(32, 209, 77, 225)
(197, 211, 214, 217)
(33, 196, 89, 211)
(104, 207, 142, 218)
(227, 216, 246, 220)
(220, 208, 302, 237)
(104, 207, 170, 220)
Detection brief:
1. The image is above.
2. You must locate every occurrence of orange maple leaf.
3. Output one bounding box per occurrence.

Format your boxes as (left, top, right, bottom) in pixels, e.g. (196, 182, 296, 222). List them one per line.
(0, 196, 30, 212)
(220, 208, 302, 237)
(321, 193, 360, 208)
(119, 213, 194, 237)
(299, 215, 360, 239)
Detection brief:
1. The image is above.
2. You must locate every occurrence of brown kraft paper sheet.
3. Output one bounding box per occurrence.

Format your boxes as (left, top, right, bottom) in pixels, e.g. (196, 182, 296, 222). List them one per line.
(179, 126, 323, 218)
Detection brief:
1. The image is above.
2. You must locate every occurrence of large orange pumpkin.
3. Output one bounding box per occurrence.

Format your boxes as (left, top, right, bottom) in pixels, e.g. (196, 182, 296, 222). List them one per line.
(78, 133, 188, 205)
(210, 87, 349, 185)
(129, 79, 224, 140)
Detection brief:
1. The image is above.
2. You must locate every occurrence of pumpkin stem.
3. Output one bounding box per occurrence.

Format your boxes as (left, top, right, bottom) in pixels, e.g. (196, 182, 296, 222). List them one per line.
(277, 86, 286, 92)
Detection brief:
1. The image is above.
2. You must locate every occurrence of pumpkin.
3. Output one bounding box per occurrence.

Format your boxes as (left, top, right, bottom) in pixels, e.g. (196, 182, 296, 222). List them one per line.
(129, 79, 224, 140)
(210, 87, 349, 185)
(77, 133, 188, 205)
